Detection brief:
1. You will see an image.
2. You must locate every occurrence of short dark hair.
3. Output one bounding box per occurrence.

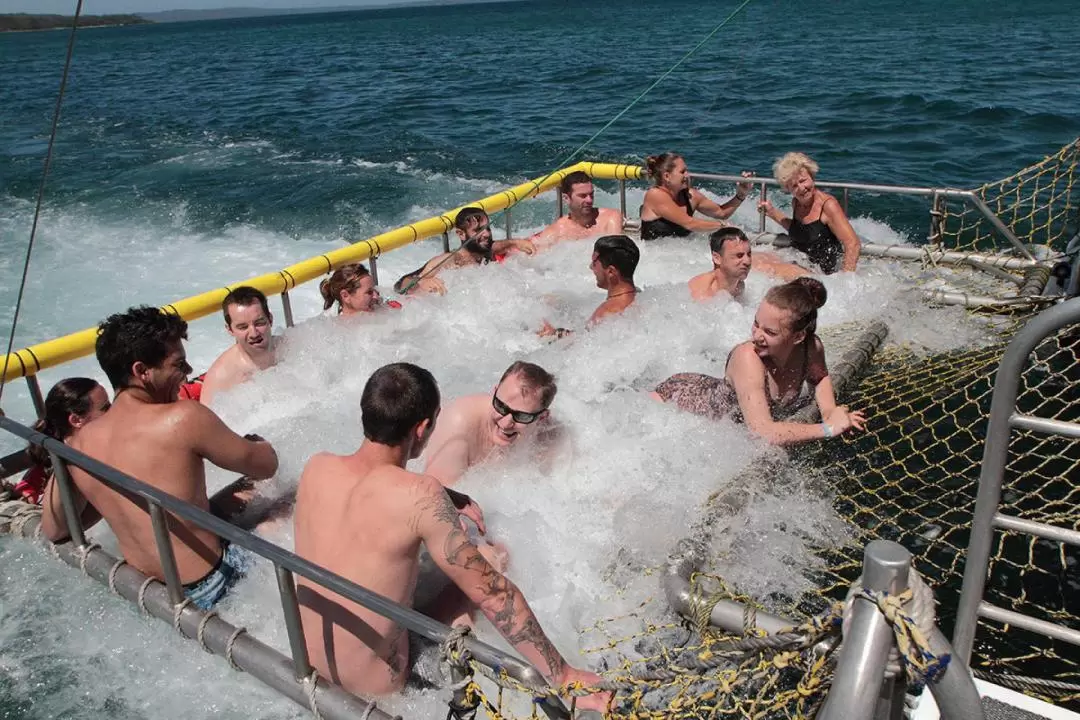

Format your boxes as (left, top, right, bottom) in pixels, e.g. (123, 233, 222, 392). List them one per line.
(709, 227, 749, 255)
(222, 286, 271, 326)
(361, 363, 440, 445)
(454, 207, 488, 232)
(499, 361, 557, 407)
(96, 306, 188, 389)
(594, 234, 640, 282)
(559, 170, 592, 196)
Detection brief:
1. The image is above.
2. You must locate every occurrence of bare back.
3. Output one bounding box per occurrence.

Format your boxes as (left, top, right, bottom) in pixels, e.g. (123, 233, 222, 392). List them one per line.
(69, 398, 223, 582)
(200, 344, 257, 405)
(294, 453, 436, 695)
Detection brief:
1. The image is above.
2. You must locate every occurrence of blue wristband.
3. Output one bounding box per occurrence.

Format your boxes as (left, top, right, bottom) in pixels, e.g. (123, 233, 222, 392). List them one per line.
(822, 423, 834, 438)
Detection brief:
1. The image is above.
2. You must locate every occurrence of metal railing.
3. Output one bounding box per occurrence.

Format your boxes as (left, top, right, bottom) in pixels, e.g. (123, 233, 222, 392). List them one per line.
(952, 296, 1080, 662)
(688, 171, 1034, 261)
(0, 416, 571, 720)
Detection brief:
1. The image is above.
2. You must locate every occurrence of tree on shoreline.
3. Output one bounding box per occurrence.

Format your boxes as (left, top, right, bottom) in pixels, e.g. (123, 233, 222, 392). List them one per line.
(0, 14, 151, 32)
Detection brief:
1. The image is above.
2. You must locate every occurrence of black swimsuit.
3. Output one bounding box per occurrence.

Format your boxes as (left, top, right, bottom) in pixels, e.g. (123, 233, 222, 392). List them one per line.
(788, 215, 844, 274)
(640, 188, 694, 241)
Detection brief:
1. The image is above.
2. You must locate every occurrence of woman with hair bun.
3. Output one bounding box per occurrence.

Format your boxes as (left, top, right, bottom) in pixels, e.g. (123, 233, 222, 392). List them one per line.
(319, 263, 381, 316)
(14, 378, 110, 505)
(759, 152, 861, 273)
(652, 278, 865, 445)
(639, 152, 753, 241)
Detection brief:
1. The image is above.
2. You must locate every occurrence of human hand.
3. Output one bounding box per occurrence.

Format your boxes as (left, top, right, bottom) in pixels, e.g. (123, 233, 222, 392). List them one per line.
(823, 406, 865, 435)
(758, 199, 776, 217)
(512, 238, 537, 255)
(417, 277, 447, 295)
(736, 170, 754, 198)
(456, 496, 487, 535)
(554, 667, 612, 714)
(538, 320, 557, 338)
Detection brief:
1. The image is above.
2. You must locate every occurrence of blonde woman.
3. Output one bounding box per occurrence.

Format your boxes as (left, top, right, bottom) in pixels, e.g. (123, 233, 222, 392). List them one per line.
(759, 153, 861, 273)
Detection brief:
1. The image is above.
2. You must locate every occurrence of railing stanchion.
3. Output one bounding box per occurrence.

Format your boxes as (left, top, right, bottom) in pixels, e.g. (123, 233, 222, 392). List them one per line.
(842, 187, 850, 215)
(369, 256, 379, 287)
(619, 179, 627, 218)
(928, 191, 942, 245)
(504, 208, 512, 242)
(26, 376, 45, 419)
(759, 183, 768, 234)
(280, 290, 295, 329)
(442, 231, 451, 253)
(148, 502, 185, 606)
(49, 452, 87, 548)
(276, 565, 314, 680)
(556, 188, 564, 220)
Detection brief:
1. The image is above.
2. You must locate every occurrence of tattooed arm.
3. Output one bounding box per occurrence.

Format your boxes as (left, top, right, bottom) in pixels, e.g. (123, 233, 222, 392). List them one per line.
(414, 479, 568, 682)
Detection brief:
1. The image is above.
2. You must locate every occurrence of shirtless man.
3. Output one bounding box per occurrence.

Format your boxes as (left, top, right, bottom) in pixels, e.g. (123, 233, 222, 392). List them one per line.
(689, 227, 754, 302)
(41, 306, 278, 610)
(394, 207, 535, 296)
(530, 171, 624, 250)
(200, 286, 276, 405)
(540, 234, 641, 338)
(293, 363, 608, 711)
(423, 361, 556, 486)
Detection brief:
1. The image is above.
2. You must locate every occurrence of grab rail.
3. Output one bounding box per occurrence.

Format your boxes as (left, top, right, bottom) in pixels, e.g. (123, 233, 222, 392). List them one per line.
(0, 161, 643, 386)
(688, 171, 1033, 261)
(952, 296, 1080, 662)
(0, 415, 572, 719)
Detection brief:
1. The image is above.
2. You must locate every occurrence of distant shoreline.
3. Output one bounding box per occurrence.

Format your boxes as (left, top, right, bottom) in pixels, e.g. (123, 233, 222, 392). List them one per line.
(0, 14, 151, 33)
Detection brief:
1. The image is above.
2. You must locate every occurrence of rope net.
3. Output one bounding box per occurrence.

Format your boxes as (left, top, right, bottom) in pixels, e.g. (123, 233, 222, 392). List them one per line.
(3, 140, 1080, 719)
(937, 137, 1080, 256)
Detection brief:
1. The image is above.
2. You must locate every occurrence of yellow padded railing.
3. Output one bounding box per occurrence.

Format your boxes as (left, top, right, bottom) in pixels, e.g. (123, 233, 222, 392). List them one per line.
(1, 161, 644, 383)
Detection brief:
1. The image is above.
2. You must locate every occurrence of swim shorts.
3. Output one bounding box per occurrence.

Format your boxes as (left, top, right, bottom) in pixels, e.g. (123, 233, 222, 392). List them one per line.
(183, 541, 254, 610)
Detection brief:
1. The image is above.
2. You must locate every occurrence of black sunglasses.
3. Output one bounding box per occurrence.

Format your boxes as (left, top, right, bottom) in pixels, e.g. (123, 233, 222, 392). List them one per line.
(492, 394, 544, 424)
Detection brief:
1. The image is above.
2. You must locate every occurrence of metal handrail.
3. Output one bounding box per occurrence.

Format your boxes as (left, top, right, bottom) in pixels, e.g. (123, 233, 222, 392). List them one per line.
(688, 171, 1035, 261)
(952, 296, 1080, 663)
(0, 415, 565, 712)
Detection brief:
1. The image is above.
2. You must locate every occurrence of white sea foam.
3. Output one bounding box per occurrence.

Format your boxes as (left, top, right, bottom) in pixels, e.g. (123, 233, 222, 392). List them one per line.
(0, 186, 1002, 719)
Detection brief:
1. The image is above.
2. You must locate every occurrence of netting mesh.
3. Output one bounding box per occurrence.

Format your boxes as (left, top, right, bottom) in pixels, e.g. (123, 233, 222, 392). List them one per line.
(937, 137, 1080, 255)
(445, 139, 1080, 719)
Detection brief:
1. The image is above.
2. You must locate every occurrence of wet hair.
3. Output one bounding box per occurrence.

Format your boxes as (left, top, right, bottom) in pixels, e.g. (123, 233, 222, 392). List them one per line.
(594, 234, 640, 282)
(361, 363, 440, 446)
(26, 378, 101, 468)
(454, 207, 488, 232)
(709, 227, 750, 255)
(645, 152, 684, 186)
(499, 361, 557, 408)
(320, 263, 371, 312)
(559, 170, 592, 196)
(764, 277, 827, 337)
(222, 286, 271, 327)
(96, 306, 189, 389)
(773, 152, 820, 188)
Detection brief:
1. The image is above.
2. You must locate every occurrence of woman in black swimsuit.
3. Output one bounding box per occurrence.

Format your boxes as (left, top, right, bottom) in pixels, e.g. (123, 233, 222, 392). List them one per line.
(758, 152, 861, 274)
(639, 152, 753, 241)
(652, 278, 865, 445)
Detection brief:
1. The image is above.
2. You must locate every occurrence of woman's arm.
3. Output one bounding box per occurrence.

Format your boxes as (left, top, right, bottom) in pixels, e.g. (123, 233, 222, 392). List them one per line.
(806, 336, 866, 434)
(726, 345, 834, 446)
(693, 174, 753, 220)
(758, 200, 792, 231)
(821, 195, 861, 271)
(642, 188, 726, 232)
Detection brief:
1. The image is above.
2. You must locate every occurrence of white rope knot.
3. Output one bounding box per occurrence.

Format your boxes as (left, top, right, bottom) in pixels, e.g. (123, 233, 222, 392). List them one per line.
(842, 568, 949, 692)
(78, 542, 100, 575)
(305, 669, 323, 720)
(224, 625, 247, 671)
(441, 625, 473, 672)
(172, 597, 194, 635)
(196, 611, 218, 653)
(136, 577, 155, 616)
(107, 558, 127, 595)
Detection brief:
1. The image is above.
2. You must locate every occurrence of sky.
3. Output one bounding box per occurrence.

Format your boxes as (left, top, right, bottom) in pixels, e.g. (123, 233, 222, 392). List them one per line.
(4, 0, 441, 15)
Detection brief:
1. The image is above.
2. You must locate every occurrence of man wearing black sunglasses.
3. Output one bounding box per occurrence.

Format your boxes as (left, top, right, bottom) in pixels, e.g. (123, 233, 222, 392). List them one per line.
(422, 361, 557, 487)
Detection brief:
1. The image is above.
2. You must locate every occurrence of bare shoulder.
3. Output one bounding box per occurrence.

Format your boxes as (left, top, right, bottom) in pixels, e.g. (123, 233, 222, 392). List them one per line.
(819, 193, 845, 217)
(422, 252, 453, 273)
(728, 342, 765, 375)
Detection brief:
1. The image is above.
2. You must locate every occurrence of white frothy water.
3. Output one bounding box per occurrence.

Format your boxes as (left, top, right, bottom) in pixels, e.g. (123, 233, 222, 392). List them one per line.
(0, 181, 1001, 719)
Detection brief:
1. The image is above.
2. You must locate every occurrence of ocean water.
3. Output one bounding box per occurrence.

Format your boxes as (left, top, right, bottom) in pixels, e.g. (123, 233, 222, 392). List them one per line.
(1, 0, 1079, 717)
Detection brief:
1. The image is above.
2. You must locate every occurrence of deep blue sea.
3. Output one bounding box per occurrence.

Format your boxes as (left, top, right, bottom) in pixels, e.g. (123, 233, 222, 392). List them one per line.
(1, 0, 1079, 717)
